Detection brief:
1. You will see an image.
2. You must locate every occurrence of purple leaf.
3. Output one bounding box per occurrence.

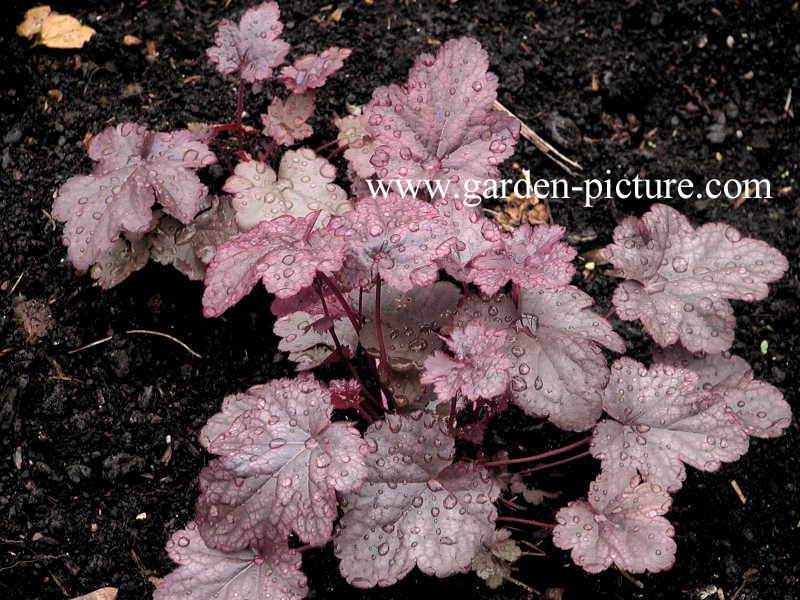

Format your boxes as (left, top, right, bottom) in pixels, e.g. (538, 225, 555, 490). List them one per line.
(552, 469, 676, 574)
(359, 281, 461, 371)
(199, 388, 263, 450)
(421, 321, 513, 403)
(329, 379, 363, 410)
(336, 110, 377, 179)
(151, 216, 207, 281)
(274, 311, 358, 370)
(590, 357, 749, 492)
(52, 123, 216, 270)
(335, 412, 498, 588)
(605, 203, 788, 353)
(90, 233, 151, 289)
(469, 224, 576, 295)
(455, 288, 625, 431)
(433, 197, 502, 283)
(196, 375, 368, 551)
(655, 347, 791, 439)
(202, 211, 348, 317)
(154, 521, 307, 600)
(279, 47, 352, 93)
(206, 2, 290, 82)
(327, 195, 455, 291)
(225, 152, 350, 231)
(381, 367, 438, 411)
(261, 92, 316, 146)
(472, 529, 522, 589)
(364, 37, 519, 194)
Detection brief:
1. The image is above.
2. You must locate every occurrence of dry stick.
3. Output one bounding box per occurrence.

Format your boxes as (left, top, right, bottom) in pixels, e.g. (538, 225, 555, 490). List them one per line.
(517, 450, 592, 475)
(125, 330, 203, 358)
(67, 335, 114, 354)
(493, 100, 583, 175)
(483, 436, 591, 468)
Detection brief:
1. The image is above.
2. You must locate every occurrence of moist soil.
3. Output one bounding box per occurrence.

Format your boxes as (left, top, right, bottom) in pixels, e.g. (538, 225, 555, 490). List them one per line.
(1, 1, 798, 599)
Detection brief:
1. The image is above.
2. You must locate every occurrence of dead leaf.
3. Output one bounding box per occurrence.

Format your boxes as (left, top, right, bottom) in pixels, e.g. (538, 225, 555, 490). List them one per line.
(123, 34, 142, 46)
(16, 5, 52, 39)
(13, 295, 54, 344)
(36, 14, 96, 49)
(69, 588, 118, 600)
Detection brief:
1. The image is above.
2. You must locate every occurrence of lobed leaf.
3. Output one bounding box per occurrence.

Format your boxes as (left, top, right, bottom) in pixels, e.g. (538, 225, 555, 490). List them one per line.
(455, 288, 624, 431)
(155, 521, 307, 600)
(275, 311, 358, 370)
(52, 123, 216, 270)
(196, 375, 368, 551)
(359, 281, 461, 371)
(553, 469, 676, 574)
(655, 347, 791, 439)
(261, 92, 316, 146)
(225, 152, 350, 231)
(363, 37, 519, 195)
(469, 224, 576, 295)
(335, 412, 498, 588)
(605, 203, 788, 353)
(421, 321, 513, 403)
(590, 357, 749, 492)
(206, 2, 290, 82)
(202, 211, 348, 317)
(279, 47, 352, 93)
(327, 195, 455, 291)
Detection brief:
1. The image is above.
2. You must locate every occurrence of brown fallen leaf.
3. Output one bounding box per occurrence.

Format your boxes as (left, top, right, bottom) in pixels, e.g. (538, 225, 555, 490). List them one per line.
(36, 13, 96, 49)
(69, 588, 117, 600)
(123, 34, 142, 46)
(16, 5, 52, 38)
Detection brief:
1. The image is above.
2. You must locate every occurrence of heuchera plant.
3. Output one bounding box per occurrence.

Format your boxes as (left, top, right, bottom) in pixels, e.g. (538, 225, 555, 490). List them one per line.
(52, 3, 791, 598)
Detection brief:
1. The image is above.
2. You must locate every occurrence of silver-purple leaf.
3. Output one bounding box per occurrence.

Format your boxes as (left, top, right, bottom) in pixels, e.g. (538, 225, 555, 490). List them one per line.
(359, 281, 461, 371)
(275, 310, 358, 370)
(469, 224, 576, 295)
(552, 469, 676, 574)
(335, 412, 498, 588)
(591, 357, 749, 492)
(455, 288, 625, 431)
(364, 37, 519, 194)
(90, 233, 152, 289)
(328, 195, 455, 291)
(206, 2, 290, 82)
(605, 203, 788, 353)
(155, 521, 307, 600)
(655, 346, 791, 439)
(202, 211, 348, 317)
(261, 92, 316, 146)
(151, 216, 207, 281)
(196, 375, 368, 551)
(421, 321, 513, 403)
(279, 47, 352, 93)
(52, 123, 216, 270)
(225, 152, 350, 231)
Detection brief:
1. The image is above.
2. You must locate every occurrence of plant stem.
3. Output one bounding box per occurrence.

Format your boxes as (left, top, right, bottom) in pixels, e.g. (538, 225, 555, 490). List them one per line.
(517, 450, 592, 475)
(314, 138, 339, 154)
(604, 307, 616, 320)
(496, 516, 555, 529)
(374, 276, 391, 379)
(483, 436, 592, 468)
(314, 281, 378, 410)
(317, 272, 361, 333)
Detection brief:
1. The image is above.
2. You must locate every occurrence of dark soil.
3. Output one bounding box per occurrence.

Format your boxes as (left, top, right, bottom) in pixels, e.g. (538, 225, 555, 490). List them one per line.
(1, 1, 798, 599)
